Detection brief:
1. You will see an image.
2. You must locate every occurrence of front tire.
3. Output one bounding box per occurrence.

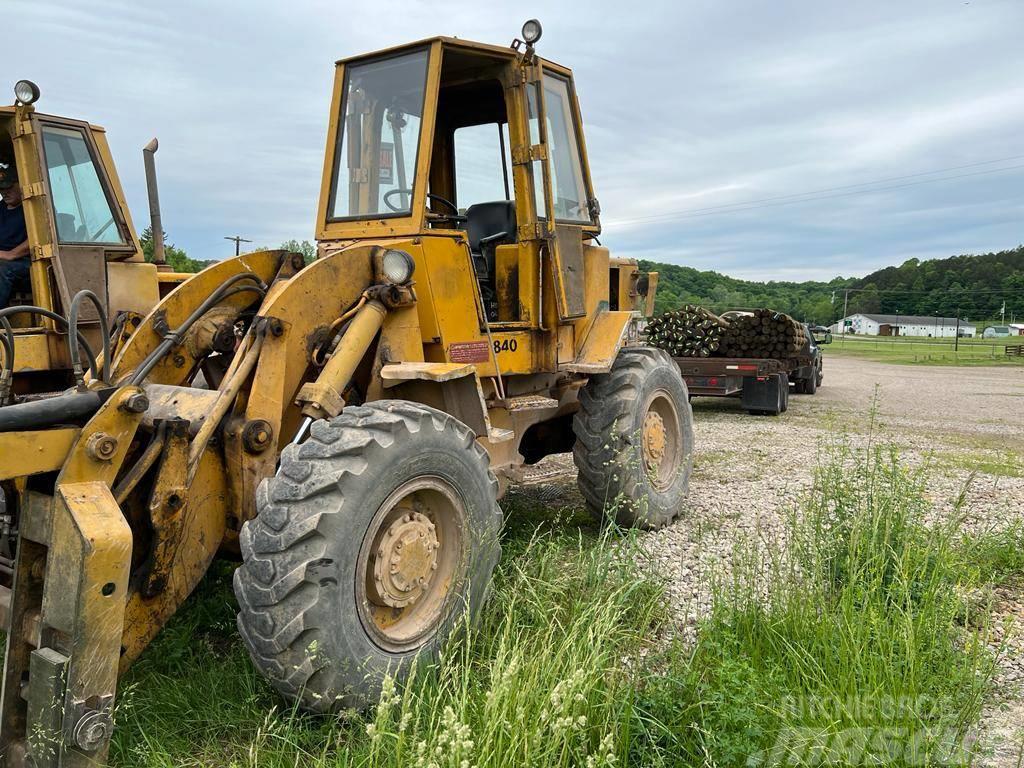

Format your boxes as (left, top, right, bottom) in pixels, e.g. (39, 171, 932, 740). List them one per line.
(805, 371, 818, 394)
(234, 401, 502, 712)
(573, 347, 694, 529)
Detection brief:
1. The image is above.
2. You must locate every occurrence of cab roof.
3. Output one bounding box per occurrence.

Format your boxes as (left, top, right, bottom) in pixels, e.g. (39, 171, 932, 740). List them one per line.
(334, 35, 571, 75)
(0, 105, 107, 133)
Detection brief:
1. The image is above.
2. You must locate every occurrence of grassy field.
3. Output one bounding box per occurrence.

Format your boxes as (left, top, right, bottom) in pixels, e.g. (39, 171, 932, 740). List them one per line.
(104, 440, 1019, 767)
(824, 334, 1024, 366)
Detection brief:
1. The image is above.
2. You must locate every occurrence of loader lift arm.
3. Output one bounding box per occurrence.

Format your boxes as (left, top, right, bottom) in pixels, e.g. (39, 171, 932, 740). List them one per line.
(0, 246, 394, 765)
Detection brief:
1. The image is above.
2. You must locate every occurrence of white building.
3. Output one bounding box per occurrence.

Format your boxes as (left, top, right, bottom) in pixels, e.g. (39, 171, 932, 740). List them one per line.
(829, 313, 976, 338)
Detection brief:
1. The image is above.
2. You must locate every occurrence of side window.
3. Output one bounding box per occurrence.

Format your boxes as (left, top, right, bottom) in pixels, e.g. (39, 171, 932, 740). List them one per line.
(454, 123, 512, 209)
(528, 75, 591, 224)
(41, 126, 125, 244)
(542, 75, 589, 223)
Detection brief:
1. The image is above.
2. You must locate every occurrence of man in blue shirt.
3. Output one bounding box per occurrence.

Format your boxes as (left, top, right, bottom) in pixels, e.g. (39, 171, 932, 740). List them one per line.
(0, 163, 30, 309)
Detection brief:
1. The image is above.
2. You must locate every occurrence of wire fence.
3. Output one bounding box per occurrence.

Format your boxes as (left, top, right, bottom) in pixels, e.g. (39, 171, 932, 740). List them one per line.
(828, 334, 1024, 363)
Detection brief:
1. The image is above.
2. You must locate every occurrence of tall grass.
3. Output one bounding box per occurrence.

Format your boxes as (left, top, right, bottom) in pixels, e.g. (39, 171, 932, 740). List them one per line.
(111, 440, 1004, 767)
(641, 439, 999, 766)
(111, 528, 669, 767)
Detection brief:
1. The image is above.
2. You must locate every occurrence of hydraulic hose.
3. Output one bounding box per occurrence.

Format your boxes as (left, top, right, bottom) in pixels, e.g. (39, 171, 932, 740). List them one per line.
(0, 305, 100, 381)
(0, 389, 105, 432)
(68, 289, 111, 388)
(129, 273, 266, 386)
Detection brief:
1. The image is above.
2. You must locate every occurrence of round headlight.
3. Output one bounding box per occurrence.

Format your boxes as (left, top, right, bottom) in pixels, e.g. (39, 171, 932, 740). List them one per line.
(14, 80, 40, 105)
(522, 19, 543, 45)
(382, 249, 415, 284)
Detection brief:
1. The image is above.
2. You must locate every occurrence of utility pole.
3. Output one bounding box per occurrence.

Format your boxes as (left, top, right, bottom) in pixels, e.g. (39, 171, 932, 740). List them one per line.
(841, 289, 849, 345)
(224, 235, 252, 256)
(955, 311, 960, 352)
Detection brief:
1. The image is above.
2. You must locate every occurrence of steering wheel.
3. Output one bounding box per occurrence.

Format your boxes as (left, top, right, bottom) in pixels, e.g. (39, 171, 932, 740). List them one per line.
(383, 189, 466, 224)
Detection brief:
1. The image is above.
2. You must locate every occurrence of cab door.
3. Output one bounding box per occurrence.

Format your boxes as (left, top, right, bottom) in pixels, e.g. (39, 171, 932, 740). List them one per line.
(22, 115, 141, 324)
(517, 62, 603, 365)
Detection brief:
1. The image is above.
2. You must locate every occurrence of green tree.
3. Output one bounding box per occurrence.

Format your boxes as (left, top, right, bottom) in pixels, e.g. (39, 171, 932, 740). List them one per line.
(139, 227, 204, 273)
(281, 239, 317, 264)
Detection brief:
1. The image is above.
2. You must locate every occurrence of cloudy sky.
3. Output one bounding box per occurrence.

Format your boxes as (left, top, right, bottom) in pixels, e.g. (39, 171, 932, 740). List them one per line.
(10, 0, 1024, 280)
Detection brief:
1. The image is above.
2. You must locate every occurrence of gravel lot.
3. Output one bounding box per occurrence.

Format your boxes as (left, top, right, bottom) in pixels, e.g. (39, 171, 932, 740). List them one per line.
(513, 356, 1024, 765)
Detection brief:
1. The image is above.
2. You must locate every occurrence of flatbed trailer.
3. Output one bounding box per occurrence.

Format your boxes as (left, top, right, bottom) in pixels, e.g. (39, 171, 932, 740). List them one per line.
(674, 354, 820, 415)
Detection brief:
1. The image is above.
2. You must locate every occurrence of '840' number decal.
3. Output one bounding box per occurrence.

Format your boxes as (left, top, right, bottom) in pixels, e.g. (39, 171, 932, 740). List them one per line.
(493, 338, 518, 354)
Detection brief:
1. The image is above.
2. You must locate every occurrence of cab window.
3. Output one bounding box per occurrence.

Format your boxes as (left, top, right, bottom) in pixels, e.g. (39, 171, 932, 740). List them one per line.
(454, 122, 511, 209)
(41, 126, 125, 244)
(329, 49, 429, 219)
(528, 74, 590, 224)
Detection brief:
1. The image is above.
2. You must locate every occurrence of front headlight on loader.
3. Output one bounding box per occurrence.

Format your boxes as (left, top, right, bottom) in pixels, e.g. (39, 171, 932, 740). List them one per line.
(382, 249, 415, 284)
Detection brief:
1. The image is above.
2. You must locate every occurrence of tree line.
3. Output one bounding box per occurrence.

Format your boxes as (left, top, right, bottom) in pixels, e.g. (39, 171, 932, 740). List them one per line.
(643, 245, 1024, 325)
(139, 229, 1023, 327)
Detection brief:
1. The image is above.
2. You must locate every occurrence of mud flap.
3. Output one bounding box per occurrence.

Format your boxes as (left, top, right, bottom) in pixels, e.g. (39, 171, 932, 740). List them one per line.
(741, 375, 783, 415)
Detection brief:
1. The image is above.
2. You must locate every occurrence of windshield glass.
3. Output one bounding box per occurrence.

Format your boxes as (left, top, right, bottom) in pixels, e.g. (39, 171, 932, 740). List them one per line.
(329, 49, 429, 219)
(42, 126, 125, 244)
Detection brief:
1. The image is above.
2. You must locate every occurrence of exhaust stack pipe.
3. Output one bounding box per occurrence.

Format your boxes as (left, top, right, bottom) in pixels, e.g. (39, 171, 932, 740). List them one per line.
(142, 138, 168, 271)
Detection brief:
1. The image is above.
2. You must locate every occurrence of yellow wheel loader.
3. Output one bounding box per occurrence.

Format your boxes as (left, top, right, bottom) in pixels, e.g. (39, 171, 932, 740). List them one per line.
(0, 22, 694, 766)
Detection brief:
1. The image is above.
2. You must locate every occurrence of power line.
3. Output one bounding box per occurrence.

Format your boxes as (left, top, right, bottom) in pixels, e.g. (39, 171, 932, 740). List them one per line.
(606, 157, 1024, 227)
(644, 154, 1024, 216)
(836, 286, 1022, 296)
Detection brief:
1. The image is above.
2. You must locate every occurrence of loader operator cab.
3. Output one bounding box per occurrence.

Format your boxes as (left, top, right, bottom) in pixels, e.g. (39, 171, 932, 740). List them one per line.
(317, 25, 639, 338)
(1, 82, 163, 396)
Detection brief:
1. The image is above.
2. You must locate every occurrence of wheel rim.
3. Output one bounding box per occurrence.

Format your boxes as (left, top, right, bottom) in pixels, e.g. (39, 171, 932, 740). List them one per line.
(356, 476, 466, 652)
(641, 389, 682, 490)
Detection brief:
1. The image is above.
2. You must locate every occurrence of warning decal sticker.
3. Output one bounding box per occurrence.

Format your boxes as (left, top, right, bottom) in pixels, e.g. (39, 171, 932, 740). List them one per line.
(448, 341, 491, 363)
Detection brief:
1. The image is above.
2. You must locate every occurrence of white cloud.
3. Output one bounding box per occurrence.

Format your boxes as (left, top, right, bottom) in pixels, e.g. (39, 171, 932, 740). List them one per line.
(10, 0, 1023, 277)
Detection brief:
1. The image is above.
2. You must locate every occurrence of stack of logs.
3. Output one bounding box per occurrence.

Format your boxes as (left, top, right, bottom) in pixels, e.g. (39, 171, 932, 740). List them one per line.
(647, 305, 808, 359)
(645, 305, 727, 358)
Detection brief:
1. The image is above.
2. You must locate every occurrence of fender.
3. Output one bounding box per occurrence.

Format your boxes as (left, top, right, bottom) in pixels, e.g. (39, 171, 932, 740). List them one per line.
(560, 310, 637, 374)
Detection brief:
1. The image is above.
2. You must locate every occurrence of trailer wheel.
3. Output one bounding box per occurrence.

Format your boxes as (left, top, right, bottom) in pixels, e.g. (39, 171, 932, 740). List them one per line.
(779, 373, 790, 411)
(573, 347, 693, 529)
(234, 401, 501, 712)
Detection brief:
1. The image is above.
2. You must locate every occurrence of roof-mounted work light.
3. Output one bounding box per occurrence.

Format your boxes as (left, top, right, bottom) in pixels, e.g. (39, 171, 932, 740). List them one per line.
(521, 19, 543, 45)
(14, 80, 40, 106)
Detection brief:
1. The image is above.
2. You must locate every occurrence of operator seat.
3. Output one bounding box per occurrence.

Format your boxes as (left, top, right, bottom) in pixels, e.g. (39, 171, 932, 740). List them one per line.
(465, 201, 516, 321)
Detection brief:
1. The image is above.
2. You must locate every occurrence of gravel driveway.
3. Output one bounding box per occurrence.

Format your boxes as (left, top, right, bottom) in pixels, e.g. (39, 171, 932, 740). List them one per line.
(512, 356, 1024, 765)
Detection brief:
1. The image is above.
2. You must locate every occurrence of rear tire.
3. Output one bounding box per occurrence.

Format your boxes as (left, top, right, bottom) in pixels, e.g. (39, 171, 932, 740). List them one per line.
(805, 372, 818, 394)
(779, 373, 789, 412)
(234, 401, 502, 712)
(573, 347, 693, 529)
